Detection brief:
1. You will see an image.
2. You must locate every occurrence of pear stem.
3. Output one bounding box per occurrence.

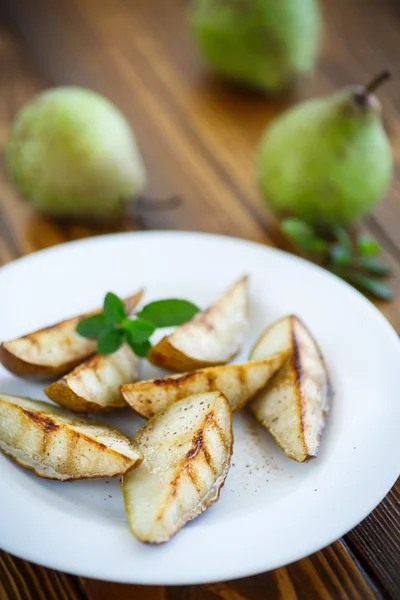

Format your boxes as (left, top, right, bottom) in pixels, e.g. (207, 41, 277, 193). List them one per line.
(364, 70, 391, 96)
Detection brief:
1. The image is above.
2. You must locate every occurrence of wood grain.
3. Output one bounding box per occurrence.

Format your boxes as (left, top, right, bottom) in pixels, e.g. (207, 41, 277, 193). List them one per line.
(0, 0, 399, 598)
(0, 543, 379, 600)
(0, 553, 83, 600)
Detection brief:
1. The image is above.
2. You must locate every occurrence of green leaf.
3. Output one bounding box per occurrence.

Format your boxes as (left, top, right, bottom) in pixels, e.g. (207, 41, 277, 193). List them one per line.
(356, 256, 392, 277)
(357, 234, 382, 256)
(122, 318, 156, 343)
(76, 314, 108, 339)
(330, 243, 350, 267)
(333, 227, 351, 252)
(342, 274, 394, 301)
(126, 334, 152, 358)
(103, 292, 126, 325)
(137, 299, 200, 328)
(97, 328, 126, 354)
(280, 219, 329, 254)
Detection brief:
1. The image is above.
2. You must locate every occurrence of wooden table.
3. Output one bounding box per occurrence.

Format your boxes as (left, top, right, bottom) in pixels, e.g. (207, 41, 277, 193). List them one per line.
(0, 0, 399, 598)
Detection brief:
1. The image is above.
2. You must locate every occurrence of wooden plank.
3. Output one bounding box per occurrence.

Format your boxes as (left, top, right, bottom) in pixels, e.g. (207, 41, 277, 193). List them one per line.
(81, 542, 379, 600)
(345, 485, 400, 599)
(0, 553, 83, 600)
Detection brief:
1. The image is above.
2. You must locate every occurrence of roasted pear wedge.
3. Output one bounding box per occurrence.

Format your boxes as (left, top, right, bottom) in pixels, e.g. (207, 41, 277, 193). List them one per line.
(45, 344, 140, 412)
(0, 290, 142, 380)
(122, 391, 233, 543)
(148, 276, 248, 372)
(0, 393, 142, 480)
(250, 315, 330, 462)
(121, 353, 287, 418)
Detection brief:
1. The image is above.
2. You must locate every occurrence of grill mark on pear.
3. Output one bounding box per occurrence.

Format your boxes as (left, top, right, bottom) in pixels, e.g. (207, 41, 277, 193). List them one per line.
(23, 410, 59, 433)
(186, 462, 201, 492)
(162, 409, 222, 515)
(237, 364, 247, 385)
(186, 429, 204, 459)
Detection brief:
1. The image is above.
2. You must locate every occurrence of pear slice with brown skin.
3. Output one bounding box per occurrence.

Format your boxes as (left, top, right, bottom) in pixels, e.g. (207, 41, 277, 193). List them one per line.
(45, 344, 140, 413)
(148, 276, 249, 372)
(121, 352, 287, 418)
(250, 315, 330, 462)
(0, 290, 143, 381)
(122, 391, 233, 543)
(0, 393, 142, 480)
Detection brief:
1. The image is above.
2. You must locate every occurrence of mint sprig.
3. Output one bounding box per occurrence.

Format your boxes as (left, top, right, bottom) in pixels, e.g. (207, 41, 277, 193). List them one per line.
(136, 299, 200, 327)
(76, 293, 200, 357)
(76, 314, 107, 339)
(281, 219, 394, 301)
(103, 292, 126, 325)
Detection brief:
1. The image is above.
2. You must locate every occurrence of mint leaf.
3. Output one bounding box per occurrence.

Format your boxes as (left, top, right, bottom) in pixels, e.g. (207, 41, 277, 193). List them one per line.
(103, 292, 126, 325)
(97, 328, 126, 354)
(76, 314, 108, 339)
(122, 318, 155, 343)
(343, 274, 394, 301)
(126, 334, 152, 357)
(137, 299, 200, 327)
(330, 243, 350, 267)
(357, 234, 381, 256)
(281, 219, 329, 254)
(334, 227, 351, 252)
(357, 256, 392, 277)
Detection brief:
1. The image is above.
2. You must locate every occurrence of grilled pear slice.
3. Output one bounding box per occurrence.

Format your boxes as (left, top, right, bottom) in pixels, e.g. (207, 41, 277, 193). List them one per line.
(122, 391, 233, 543)
(0, 290, 142, 380)
(148, 276, 248, 372)
(121, 353, 287, 418)
(0, 393, 142, 480)
(250, 315, 330, 462)
(45, 344, 140, 413)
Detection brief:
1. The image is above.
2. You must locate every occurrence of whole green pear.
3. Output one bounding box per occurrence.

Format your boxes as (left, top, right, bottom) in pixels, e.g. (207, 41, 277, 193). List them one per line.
(189, 0, 321, 93)
(5, 87, 146, 220)
(257, 74, 393, 229)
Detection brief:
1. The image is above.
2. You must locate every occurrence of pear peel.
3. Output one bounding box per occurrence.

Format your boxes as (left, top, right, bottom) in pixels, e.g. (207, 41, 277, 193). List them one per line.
(258, 77, 393, 230)
(189, 0, 321, 94)
(6, 87, 146, 221)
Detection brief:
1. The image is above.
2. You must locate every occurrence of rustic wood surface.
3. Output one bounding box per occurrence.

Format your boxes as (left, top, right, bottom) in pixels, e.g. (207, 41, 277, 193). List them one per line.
(0, 0, 399, 598)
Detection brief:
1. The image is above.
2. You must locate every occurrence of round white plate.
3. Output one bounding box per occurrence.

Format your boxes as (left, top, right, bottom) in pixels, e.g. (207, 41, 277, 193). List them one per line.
(0, 231, 399, 585)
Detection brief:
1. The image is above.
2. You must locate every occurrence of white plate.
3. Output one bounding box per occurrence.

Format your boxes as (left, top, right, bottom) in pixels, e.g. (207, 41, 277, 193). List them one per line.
(0, 231, 399, 585)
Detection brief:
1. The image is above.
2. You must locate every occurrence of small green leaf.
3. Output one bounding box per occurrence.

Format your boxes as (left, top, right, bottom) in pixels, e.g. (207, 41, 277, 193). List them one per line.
(97, 328, 126, 354)
(357, 256, 392, 277)
(76, 314, 108, 339)
(280, 219, 329, 254)
(330, 243, 350, 267)
(122, 318, 156, 343)
(357, 234, 382, 256)
(126, 334, 152, 357)
(343, 274, 394, 301)
(103, 292, 126, 325)
(333, 227, 351, 252)
(137, 299, 200, 327)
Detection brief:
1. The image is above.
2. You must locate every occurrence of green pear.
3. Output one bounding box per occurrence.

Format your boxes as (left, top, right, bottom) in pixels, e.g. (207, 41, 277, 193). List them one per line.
(6, 87, 146, 220)
(257, 73, 393, 229)
(189, 0, 321, 93)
